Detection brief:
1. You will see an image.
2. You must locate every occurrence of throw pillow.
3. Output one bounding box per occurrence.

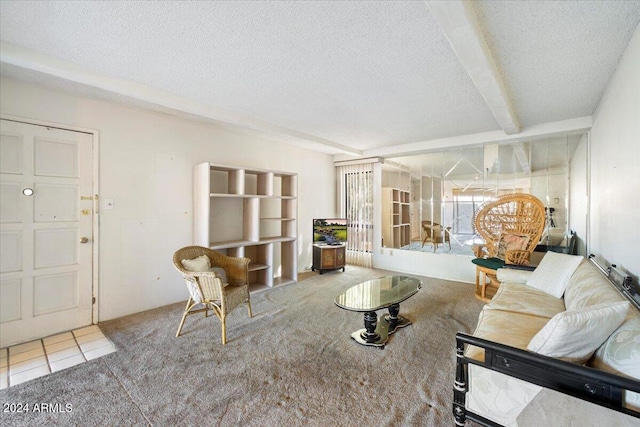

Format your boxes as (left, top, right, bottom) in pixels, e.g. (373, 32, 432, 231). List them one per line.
(496, 232, 530, 260)
(211, 267, 228, 284)
(181, 254, 211, 272)
(527, 301, 630, 364)
(525, 251, 583, 298)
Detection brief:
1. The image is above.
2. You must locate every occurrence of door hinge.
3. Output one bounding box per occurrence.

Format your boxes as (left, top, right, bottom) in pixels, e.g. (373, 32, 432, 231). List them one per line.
(92, 297, 96, 305)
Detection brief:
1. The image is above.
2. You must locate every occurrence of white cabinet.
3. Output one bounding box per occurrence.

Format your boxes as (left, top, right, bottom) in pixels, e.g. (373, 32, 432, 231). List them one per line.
(382, 187, 411, 248)
(193, 162, 297, 292)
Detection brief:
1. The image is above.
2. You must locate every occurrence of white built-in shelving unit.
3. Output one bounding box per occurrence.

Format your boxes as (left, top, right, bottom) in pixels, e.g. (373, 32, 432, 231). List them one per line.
(193, 163, 297, 292)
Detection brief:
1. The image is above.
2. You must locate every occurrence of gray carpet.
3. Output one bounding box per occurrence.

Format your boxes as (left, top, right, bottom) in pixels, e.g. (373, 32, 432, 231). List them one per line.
(1, 266, 483, 426)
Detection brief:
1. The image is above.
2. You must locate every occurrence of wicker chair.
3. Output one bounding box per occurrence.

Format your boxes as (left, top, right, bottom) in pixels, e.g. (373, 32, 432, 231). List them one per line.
(172, 246, 252, 345)
(471, 193, 545, 302)
(421, 220, 451, 252)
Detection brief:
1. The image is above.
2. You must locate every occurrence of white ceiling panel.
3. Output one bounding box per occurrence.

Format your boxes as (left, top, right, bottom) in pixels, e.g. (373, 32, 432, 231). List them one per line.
(1, 1, 639, 155)
(474, 1, 640, 127)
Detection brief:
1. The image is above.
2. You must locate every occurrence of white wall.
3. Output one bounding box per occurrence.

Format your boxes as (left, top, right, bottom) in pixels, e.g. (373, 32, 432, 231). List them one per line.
(0, 77, 336, 321)
(590, 25, 640, 280)
(569, 134, 588, 256)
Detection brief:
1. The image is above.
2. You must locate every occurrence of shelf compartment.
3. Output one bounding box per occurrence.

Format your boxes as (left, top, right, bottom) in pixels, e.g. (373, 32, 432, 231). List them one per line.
(248, 263, 269, 272)
(245, 244, 273, 288)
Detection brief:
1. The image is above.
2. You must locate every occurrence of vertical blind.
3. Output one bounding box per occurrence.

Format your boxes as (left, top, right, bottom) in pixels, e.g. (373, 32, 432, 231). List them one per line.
(336, 162, 374, 267)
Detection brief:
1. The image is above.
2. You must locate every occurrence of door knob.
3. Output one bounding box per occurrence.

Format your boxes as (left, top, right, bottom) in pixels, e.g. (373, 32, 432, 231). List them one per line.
(80, 237, 89, 244)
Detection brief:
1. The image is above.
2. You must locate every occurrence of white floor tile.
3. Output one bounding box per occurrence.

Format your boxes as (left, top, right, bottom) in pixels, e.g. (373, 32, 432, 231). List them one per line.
(9, 356, 48, 376)
(83, 344, 116, 361)
(44, 338, 78, 354)
(79, 337, 112, 353)
(9, 340, 43, 356)
(2, 325, 114, 388)
(74, 331, 105, 345)
(43, 332, 74, 346)
(9, 347, 45, 365)
(50, 354, 86, 373)
(10, 365, 50, 386)
(47, 345, 82, 364)
(72, 325, 100, 337)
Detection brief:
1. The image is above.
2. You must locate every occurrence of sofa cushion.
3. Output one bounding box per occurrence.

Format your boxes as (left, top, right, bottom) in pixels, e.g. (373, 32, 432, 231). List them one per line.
(515, 387, 640, 426)
(496, 268, 533, 285)
(564, 261, 627, 310)
(590, 315, 640, 411)
(590, 315, 640, 378)
(527, 301, 630, 364)
(485, 282, 565, 319)
(525, 251, 583, 298)
(465, 309, 550, 362)
(466, 364, 542, 427)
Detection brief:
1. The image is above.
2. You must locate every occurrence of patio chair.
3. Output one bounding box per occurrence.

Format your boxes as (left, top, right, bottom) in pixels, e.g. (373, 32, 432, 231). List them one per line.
(421, 221, 451, 252)
(173, 246, 252, 344)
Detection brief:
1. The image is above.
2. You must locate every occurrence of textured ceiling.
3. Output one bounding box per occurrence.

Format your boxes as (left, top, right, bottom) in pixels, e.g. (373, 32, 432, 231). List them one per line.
(1, 1, 639, 155)
(475, 1, 640, 127)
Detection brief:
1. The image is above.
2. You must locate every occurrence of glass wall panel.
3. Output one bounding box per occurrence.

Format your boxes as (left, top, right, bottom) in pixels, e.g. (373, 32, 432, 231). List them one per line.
(382, 133, 588, 256)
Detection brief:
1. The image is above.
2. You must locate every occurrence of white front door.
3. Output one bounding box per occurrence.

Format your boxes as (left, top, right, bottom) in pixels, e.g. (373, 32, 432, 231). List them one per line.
(0, 119, 94, 347)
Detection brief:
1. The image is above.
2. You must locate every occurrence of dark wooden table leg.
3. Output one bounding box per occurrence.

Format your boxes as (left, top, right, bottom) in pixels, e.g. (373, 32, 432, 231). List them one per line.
(387, 303, 399, 330)
(360, 311, 380, 343)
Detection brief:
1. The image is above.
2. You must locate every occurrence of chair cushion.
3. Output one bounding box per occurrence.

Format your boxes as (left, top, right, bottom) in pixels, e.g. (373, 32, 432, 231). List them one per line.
(525, 251, 583, 298)
(211, 267, 228, 284)
(496, 232, 530, 260)
(527, 301, 630, 364)
(181, 254, 211, 272)
(472, 257, 505, 271)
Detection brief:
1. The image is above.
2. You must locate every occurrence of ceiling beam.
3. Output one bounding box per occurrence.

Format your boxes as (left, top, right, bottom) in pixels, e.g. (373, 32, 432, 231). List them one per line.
(512, 141, 531, 175)
(427, 0, 521, 135)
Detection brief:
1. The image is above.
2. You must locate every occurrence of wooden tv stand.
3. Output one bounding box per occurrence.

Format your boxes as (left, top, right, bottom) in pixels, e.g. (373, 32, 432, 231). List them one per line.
(312, 244, 346, 274)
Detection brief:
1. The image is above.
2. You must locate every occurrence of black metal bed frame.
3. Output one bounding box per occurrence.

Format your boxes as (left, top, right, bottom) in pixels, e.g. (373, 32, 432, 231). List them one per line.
(453, 255, 640, 426)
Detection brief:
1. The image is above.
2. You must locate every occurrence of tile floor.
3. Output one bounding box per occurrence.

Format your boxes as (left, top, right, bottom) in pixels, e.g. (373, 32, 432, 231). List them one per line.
(0, 325, 116, 390)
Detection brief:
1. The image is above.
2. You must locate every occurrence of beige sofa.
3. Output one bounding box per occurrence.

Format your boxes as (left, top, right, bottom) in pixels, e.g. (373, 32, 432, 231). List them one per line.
(454, 256, 640, 426)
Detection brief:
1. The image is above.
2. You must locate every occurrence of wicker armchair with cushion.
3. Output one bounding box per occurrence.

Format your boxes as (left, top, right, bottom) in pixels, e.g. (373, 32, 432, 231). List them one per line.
(471, 193, 546, 302)
(173, 246, 252, 345)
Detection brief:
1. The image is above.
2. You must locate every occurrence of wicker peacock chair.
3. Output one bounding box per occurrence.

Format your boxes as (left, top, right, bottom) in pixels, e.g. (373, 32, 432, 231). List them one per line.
(471, 193, 546, 302)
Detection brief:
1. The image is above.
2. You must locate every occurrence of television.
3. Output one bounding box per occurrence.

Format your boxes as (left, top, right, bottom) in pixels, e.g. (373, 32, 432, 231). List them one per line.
(313, 218, 348, 245)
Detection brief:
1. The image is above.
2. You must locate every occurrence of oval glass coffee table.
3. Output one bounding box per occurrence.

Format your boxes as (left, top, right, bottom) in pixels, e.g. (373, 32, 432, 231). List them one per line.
(334, 275, 422, 348)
